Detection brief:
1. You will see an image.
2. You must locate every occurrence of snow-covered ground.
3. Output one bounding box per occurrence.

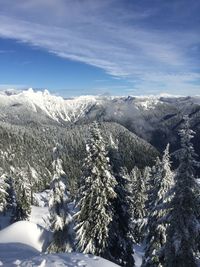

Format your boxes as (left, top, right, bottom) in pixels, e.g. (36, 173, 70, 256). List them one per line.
(0, 221, 49, 252)
(0, 220, 143, 267)
(0, 242, 120, 267)
(0, 191, 143, 266)
(0, 220, 120, 267)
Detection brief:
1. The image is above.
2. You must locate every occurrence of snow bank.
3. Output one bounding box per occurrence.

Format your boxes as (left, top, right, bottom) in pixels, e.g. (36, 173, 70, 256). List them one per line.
(0, 243, 38, 266)
(21, 252, 120, 267)
(0, 244, 120, 267)
(0, 221, 49, 252)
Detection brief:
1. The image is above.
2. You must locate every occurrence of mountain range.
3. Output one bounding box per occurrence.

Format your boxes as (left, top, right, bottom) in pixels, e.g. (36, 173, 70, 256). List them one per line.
(0, 88, 200, 192)
(1, 88, 200, 151)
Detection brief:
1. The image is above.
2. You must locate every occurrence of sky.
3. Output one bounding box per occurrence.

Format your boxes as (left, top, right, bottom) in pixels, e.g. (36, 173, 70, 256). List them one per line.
(0, 0, 200, 97)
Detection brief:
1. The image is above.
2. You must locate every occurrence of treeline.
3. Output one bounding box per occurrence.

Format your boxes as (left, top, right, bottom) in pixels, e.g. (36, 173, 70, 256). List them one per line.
(0, 121, 157, 201)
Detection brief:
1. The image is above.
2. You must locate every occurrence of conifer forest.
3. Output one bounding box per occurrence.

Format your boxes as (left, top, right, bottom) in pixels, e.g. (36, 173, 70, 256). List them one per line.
(1, 91, 200, 266)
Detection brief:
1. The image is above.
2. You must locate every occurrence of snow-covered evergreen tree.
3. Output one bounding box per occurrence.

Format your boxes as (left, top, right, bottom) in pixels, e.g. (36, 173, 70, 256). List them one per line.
(26, 163, 39, 205)
(106, 134, 135, 266)
(0, 171, 9, 213)
(143, 166, 152, 194)
(74, 122, 117, 256)
(6, 176, 17, 219)
(110, 168, 135, 267)
(108, 138, 135, 267)
(47, 144, 73, 253)
(12, 167, 31, 222)
(164, 117, 200, 267)
(142, 145, 174, 267)
(130, 166, 147, 244)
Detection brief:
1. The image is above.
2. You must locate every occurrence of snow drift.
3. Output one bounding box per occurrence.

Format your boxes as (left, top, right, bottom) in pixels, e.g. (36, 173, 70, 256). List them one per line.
(0, 221, 120, 266)
(0, 221, 49, 252)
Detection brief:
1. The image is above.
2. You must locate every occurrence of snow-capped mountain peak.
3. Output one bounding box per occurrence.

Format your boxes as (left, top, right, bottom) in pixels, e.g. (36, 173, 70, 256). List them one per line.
(0, 88, 199, 126)
(0, 89, 99, 123)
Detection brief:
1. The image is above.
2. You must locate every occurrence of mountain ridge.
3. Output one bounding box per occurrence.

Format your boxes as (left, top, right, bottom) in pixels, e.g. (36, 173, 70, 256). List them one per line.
(1, 88, 200, 156)
(1, 88, 200, 125)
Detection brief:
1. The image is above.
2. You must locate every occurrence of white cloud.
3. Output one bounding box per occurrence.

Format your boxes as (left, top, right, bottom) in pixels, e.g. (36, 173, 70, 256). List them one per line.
(0, 0, 199, 94)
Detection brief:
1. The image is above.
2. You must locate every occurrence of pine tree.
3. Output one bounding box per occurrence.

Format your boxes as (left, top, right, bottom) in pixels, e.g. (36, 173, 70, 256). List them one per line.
(164, 117, 200, 267)
(74, 122, 117, 256)
(12, 168, 31, 221)
(0, 171, 9, 213)
(6, 176, 17, 219)
(142, 145, 174, 267)
(143, 166, 152, 194)
(47, 144, 73, 253)
(130, 166, 147, 244)
(26, 163, 39, 205)
(110, 168, 135, 267)
(108, 138, 135, 267)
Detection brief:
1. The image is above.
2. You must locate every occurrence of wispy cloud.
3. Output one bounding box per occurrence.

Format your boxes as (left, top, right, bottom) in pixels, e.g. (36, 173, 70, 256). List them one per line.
(0, 0, 199, 94)
(0, 83, 27, 89)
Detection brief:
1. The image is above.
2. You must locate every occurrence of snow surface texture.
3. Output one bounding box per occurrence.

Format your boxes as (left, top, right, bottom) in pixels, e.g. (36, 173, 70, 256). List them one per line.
(0, 219, 142, 267)
(0, 246, 120, 267)
(0, 221, 49, 252)
(0, 191, 142, 266)
(0, 220, 120, 266)
(0, 196, 123, 267)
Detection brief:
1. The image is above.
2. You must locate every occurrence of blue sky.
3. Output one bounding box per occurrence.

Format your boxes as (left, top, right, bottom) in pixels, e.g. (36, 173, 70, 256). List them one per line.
(0, 0, 200, 97)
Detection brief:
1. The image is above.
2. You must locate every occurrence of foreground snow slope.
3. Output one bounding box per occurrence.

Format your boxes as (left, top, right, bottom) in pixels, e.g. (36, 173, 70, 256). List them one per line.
(0, 201, 141, 266)
(0, 220, 120, 266)
(0, 221, 49, 252)
(0, 244, 120, 267)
